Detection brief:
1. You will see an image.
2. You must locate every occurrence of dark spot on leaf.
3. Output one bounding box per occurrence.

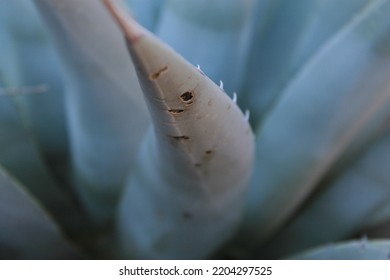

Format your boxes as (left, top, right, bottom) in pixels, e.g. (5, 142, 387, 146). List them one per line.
(168, 109, 184, 114)
(208, 100, 213, 106)
(150, 66, 168, 80)
(227, 105, 231, 110)
(171, 135, 190, 140)
(205, 150, 213, 155)
(194, 163, 201, 167)
(180, 91, 194, 104)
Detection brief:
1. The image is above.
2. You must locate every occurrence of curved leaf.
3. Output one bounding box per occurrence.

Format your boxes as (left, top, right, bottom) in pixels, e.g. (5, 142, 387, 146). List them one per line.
(290, 239, 390, 260)
(238, 0, 390, 250)
(34, 0, 150, 225)
(0, 80, 87, 237)
(261, 131, 390, 258)
(0, 166, 80, 259)
(240, 0, 371, 126)
(103, 0, 255, 259)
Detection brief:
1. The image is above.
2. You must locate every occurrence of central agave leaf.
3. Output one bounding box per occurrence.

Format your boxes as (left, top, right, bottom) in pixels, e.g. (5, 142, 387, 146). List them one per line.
(103, 0, 254, 259)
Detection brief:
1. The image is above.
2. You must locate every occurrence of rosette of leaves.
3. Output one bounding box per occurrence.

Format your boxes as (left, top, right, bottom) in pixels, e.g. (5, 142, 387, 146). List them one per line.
(1, 0, 390, 260)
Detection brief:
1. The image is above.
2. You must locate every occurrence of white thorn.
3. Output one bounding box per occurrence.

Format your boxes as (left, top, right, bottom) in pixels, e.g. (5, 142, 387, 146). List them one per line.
(197, 64, 201, 70)
(219, 80, 224, 90)
(232, 92, 237, 103)
(245, 109, 250, 121)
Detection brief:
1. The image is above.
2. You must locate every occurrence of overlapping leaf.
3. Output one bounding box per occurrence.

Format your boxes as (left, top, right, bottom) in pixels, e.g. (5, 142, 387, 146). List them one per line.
(238, 0, 390, 251)
(0, 76, 85, 237)
(34, 0, 150, 225)
(291, 239, 390, 260)
(0, 167, 80, 259)
(241, 0, 371, 125)
(261, 131, 390, 258)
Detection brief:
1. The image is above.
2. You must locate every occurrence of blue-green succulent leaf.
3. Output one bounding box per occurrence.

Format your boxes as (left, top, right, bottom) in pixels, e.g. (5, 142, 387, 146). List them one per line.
(0, 166, 80, 259)
(261, 131, 390, 258)
(0, 82, 86, 236)
(103, 0, 255, 259)
(241, 0, 371, 126)
(290, 239, 390, 260)
(34, 0, 150, 225)
(156, 0, 255, 95)
(1, 21, 83, 235)
(0, 0, 68, 162)
(238, 0, 390, 250)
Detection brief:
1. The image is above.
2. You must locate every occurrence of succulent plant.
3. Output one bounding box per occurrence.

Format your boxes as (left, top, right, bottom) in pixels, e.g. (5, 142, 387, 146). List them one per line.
(1, 0, 390, 260)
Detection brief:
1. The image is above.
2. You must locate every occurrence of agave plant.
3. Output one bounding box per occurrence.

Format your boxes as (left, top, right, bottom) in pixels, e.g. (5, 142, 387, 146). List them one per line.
(1, 0, 390, 260)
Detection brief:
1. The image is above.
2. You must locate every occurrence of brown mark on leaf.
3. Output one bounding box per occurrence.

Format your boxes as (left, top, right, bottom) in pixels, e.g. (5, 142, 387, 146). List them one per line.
(168, 135, 190, 148)
(203, 150, 214, 161)
(171, 135, 190, 140)
(168, 109, 184, 114)
(180, 91, 194, 105)
(202, 150, 214, 163)
(227, 104, 231, 110)
(150, 66, 168, 80)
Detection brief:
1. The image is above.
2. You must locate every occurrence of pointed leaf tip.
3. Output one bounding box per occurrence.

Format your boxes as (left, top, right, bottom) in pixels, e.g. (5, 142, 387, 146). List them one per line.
(104, 0, 255, 259)
(102, 0, 144, 43)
